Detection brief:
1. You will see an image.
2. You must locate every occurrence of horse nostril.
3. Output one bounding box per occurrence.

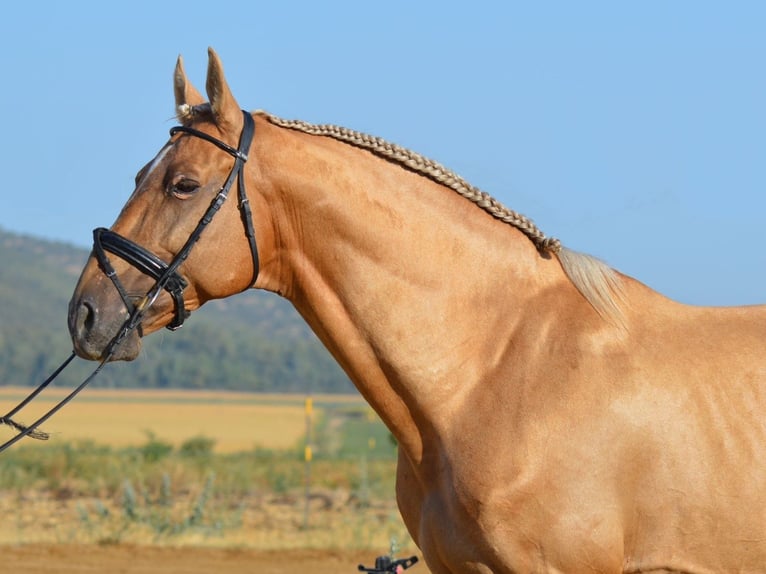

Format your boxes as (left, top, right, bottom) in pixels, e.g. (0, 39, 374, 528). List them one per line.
(76, 300, 96, 337)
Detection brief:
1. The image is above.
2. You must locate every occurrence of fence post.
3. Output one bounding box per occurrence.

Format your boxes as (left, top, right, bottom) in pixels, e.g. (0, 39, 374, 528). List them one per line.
(303, 395, 313, 529)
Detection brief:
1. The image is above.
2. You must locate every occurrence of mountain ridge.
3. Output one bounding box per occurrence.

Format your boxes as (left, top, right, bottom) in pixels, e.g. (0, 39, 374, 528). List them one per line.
(0, 227, 353, 393)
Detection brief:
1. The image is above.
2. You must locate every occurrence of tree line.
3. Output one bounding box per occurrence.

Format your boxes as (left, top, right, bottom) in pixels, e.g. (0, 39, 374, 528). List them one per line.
(0, 228, 354, 394)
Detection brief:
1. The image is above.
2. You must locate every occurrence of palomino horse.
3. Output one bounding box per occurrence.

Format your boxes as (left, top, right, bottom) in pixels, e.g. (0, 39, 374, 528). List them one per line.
(69, 49, 766, 573)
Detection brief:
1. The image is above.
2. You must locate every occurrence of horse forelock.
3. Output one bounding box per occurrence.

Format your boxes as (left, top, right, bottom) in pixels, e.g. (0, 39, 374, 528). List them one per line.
(256, 111, 625, 325)
(176, 103, 213, 123)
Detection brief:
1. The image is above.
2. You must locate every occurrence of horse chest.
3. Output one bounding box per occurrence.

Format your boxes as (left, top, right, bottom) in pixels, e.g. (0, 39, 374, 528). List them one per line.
(397, 449, 617, 573)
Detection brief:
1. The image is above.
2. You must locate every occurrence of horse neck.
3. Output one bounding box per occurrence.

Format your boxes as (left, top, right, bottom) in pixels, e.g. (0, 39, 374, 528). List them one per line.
(254, 122, 567, 461)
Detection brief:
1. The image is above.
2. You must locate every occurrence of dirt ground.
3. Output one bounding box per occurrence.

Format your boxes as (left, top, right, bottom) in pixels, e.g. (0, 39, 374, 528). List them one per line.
(3, 544, 429, 574)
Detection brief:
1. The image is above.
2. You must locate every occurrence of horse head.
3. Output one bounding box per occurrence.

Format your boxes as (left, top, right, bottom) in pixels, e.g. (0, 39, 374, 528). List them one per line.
(68, 49, 268, 361)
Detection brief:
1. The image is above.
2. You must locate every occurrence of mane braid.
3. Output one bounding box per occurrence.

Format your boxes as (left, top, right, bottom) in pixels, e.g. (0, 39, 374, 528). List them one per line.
(259, 112, 561, 254)
(258, 111, 625, 326)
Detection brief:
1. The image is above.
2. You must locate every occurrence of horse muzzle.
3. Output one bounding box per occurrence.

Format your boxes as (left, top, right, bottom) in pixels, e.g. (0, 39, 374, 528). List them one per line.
(68, 288, 142, 361)
(68, 227, 194, 361)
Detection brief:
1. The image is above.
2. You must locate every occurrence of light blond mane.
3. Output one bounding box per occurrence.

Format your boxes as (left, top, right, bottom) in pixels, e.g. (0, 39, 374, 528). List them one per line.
(258, 111, 624, 325)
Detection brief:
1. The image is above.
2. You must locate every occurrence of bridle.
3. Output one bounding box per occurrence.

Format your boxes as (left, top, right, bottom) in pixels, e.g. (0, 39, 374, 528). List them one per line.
(0, 110, 258, 452)
(95, 110, 258, 330)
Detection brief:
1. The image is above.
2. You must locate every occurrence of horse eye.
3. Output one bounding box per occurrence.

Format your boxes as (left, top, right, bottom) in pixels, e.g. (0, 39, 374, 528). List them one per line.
(168, 177, 201, 198)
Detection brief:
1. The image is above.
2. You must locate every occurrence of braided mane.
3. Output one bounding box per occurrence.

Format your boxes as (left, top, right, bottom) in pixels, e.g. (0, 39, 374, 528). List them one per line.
(258, 111, 624, 325)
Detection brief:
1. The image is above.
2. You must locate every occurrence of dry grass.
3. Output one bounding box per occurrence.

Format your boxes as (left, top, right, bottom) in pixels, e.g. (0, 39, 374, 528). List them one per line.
(0, 387, 365, 453)
(0, 388, 416, 554)
(0, 486, 414, 551)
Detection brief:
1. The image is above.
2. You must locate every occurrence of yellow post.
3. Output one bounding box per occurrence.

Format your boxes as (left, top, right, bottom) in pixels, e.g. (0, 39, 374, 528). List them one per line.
(303, 396, 313, 529)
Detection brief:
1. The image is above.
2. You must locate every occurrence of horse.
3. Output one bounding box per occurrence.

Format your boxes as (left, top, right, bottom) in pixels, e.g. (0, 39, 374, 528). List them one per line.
(68, 49, 766, 573)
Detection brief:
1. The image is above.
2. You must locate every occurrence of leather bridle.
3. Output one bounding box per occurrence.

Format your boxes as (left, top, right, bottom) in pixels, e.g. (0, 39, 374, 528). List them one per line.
(0, 110, 258, 452)
(94, 110, 258, 330)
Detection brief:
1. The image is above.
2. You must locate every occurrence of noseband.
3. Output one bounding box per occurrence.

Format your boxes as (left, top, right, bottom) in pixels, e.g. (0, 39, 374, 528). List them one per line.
(93, 110, 258, 330)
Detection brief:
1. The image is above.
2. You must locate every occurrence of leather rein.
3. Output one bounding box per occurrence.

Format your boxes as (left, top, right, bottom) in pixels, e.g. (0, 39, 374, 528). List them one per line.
(0, 110, 258, 453)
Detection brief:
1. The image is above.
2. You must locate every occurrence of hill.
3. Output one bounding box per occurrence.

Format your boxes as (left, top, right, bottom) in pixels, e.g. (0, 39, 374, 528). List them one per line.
(0, 228, 353, 393)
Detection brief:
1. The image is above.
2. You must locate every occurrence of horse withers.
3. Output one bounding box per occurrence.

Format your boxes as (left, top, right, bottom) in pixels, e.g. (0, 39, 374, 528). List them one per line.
(69, 49, 766, 573)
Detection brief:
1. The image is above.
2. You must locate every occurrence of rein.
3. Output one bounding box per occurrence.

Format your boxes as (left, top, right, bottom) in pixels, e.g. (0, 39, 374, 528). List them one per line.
(0, 110, 257, 453)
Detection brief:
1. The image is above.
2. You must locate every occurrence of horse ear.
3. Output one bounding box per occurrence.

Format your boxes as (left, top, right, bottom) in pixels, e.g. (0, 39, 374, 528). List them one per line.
(174, 55, 205, 124)
(205, 47, 241, 131)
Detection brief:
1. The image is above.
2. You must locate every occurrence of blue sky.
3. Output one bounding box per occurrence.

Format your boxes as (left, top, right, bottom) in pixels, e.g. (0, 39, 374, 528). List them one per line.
(1, 2, 764, 306)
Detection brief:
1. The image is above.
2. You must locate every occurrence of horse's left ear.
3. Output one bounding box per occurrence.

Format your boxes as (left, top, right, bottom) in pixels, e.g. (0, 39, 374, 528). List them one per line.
(174, 55, 205, 124)
(205, 47, 242, 132)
